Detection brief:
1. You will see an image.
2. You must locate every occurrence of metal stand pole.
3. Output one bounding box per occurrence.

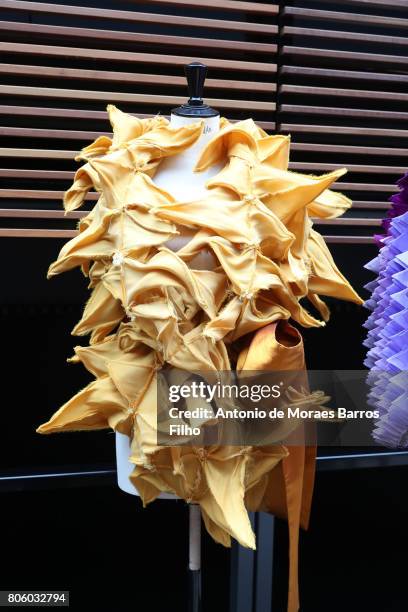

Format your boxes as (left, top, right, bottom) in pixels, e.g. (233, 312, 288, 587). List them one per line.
(230, 512, 255, 612)
(230, 512, 275, 612)
(189, 503, 202, 612)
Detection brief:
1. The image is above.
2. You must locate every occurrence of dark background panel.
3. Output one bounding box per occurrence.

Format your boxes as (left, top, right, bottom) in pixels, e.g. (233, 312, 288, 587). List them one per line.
(274, 464, 408, 612)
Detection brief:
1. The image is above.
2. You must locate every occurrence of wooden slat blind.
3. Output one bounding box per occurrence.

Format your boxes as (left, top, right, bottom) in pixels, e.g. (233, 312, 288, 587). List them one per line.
(0, 0, 277, 237)
(280, 0, 408, 237)
(1, 0, 406, 243)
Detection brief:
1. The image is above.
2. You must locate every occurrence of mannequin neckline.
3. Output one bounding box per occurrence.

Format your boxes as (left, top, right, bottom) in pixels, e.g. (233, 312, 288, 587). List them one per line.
(149, 126, 240, 204)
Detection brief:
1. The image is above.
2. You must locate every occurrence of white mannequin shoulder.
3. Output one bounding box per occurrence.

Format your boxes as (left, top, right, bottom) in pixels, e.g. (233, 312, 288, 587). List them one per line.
(153, 114, 223, 201)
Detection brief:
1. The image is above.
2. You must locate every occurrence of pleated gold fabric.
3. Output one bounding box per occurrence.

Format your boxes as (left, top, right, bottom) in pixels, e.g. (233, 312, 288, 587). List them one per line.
(37, 106, 363, 611)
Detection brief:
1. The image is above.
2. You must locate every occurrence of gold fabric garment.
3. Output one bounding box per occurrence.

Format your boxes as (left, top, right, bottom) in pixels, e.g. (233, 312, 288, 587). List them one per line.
(37, 106, 363, 612)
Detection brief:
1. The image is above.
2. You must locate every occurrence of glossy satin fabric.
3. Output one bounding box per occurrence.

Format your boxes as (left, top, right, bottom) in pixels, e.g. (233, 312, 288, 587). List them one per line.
(37, 106, 362, 612)
(238, 321, 316, 612)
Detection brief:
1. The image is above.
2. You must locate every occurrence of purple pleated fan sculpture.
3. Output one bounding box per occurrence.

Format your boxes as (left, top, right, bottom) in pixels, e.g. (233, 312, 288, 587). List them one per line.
(363, 172, 408, 447)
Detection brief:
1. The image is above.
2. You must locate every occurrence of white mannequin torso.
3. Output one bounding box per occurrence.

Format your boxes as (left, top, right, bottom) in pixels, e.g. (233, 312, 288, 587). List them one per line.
(116, 112, 221, 497)
(153, 113, 222, 201)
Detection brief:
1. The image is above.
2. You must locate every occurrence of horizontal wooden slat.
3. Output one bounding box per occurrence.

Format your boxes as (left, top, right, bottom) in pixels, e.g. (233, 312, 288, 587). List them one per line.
(0, 189, 97, 200)
(0, 85, 275, 111)
(281, 65, 408, 86)
(284, 6, 408, 29)
(0, 127, 108, 141)
(0, 169, 73, 179)
(282, 46, 408, 68)
(331, 183, 397, 192)
(0, 148, 75, 159)
(281, 84, 408, 103)
(143, 0, 279, 15)
(0, 208, 85, 219)
(0, 64, 276, 93)
(0, 229, 77, 237)
(0, 105, 150, 121)
(0, 21, 276, 54)
(282, 124, 408, 138)
(291, 143, 408, 156)
(284, 26, 408, 48)
(289, 162, 407, 174)
(352, 201, 391, 210)
(281, 105, 408, 122)
(2, 1, 276, 34)
(324, 236, 374, 244)
(313, 218, 381, 226)
(320, 0, 408, 10)
(0, 42, 275, 73)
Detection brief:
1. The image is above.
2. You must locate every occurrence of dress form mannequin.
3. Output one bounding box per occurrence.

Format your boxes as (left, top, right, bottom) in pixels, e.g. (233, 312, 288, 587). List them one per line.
(115, 64, 221, 612)
(116, 63, 222, 498)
